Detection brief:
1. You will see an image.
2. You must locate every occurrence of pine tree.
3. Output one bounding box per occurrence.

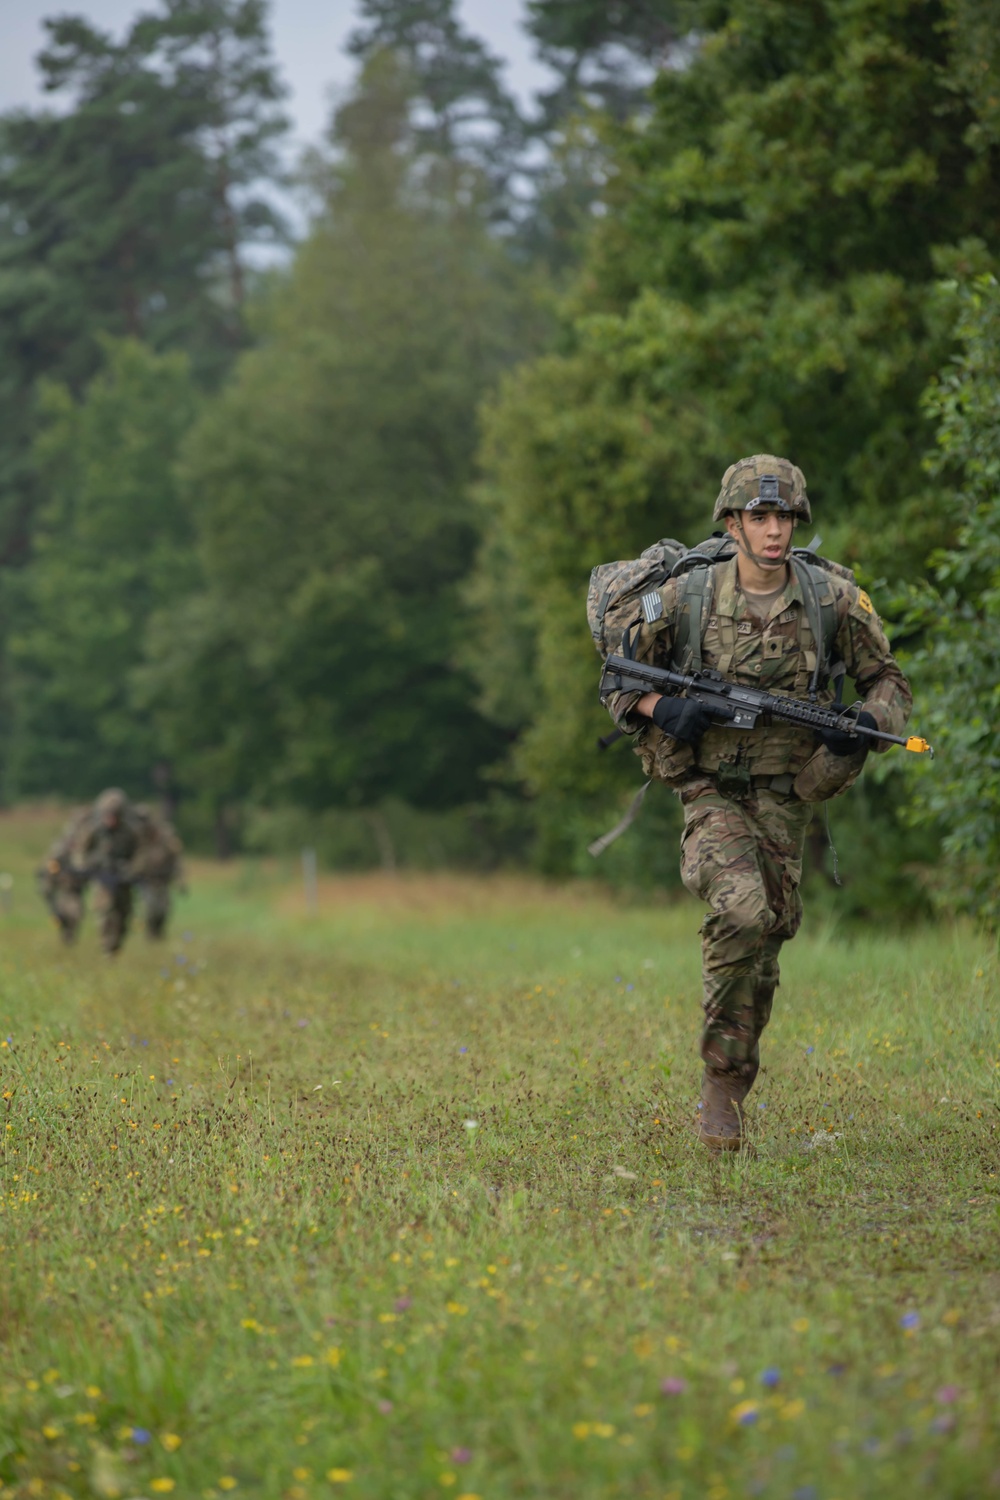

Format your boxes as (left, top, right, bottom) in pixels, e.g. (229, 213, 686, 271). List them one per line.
(142, 46, 544, 819)
(0, 0, 287, 568)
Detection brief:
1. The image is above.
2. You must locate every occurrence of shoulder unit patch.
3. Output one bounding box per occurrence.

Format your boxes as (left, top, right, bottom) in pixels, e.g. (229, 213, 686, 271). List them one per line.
(856, 589, 873, 614)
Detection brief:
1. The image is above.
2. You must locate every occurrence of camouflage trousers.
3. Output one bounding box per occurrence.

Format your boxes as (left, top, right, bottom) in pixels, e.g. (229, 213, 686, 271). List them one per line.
(679, 782, 811, 1081)
(93, 881, 133, 955)
(40, 879, 84, 944)
(140, 880, 171, 939)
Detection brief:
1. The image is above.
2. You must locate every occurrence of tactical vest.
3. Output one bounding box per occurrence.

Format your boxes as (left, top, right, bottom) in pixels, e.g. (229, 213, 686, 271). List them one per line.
(638, 557, 845, 787)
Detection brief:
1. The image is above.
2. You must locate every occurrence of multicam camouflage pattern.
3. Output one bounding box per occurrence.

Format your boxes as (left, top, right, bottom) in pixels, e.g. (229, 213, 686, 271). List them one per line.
(587, 538, 687, 658)
(36, 808, 91, 944)
(133, 805, 184, 939)
(712, 453, 811, 523)
(606, 557, 912, 790)
(680, 782, 811, 1078)
(91, 879, 134, 955)
(70, 797, 143, 954)
(600, 548, 912, 1096)
(71, 806, 141, 877)
(37, 795, 184, 952)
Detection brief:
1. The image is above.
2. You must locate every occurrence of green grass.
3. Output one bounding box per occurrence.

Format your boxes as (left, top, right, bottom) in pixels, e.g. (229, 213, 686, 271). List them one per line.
(0, 806, 998, 1500)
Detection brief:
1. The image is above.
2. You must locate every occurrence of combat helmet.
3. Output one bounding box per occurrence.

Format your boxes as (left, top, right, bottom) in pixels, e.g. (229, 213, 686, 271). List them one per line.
(713, 455, 811, 524)
(96, 787, 128, 819)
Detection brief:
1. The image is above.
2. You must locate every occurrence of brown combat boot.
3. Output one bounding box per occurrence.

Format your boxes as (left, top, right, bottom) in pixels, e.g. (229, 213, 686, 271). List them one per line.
(697, 1068, 749, 1151)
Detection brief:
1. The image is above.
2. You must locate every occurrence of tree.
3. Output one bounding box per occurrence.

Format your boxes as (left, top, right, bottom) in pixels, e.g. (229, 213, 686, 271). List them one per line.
(344, 0, 525, 227)
(906, 274, 1000, 917)
(0, 0, 287, 568)
(525, 0, 681, 124)
(7, 340, 199, 798)
(144, 49, 544, 821)
(471, 0, 1000, 877)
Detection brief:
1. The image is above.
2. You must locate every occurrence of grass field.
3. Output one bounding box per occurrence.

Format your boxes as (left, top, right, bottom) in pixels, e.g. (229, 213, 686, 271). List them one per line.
(0, 806, 997, 1500)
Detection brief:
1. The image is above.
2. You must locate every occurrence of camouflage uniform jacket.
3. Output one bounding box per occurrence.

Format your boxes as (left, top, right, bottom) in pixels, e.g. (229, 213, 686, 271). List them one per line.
(71, 813, 143, 880)
(133, 807, 184, 883)
(604, 557, 912, 787)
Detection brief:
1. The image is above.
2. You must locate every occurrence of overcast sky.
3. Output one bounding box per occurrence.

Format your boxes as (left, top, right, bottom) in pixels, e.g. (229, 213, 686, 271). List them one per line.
(0, 0, 552, 149)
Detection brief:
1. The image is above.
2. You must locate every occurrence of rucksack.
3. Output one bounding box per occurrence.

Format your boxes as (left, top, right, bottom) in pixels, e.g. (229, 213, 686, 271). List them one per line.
(587, 532, 853, 694)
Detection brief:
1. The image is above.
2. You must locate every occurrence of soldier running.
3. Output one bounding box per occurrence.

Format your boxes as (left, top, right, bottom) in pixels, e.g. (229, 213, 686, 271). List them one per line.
(70, 788, 143, 955)
(602, 455, 913, 1150)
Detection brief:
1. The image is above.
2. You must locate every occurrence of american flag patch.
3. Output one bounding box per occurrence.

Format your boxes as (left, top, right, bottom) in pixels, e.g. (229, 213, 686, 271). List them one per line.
(640, 590, 663, 624)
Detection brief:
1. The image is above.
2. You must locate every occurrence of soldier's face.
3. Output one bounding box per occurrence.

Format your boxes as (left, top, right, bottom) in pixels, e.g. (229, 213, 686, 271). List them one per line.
(727, 507, 794, 563)
(103, 813, 119, 829)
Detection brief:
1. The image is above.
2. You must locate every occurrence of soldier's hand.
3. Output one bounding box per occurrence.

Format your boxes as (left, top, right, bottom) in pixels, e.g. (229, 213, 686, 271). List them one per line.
(651, 694, 715, 746)
(819, 709, 877, 757)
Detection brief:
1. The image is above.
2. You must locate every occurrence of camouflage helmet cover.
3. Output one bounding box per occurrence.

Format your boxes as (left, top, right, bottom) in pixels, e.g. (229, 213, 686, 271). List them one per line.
(713, 454, 811, 524)
(96, 787, 128, 818)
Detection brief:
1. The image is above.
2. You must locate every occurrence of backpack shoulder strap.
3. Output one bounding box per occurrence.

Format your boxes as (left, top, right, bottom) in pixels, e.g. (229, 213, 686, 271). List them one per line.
(671, 563, 714, 673)
(791, 557, 840, 699)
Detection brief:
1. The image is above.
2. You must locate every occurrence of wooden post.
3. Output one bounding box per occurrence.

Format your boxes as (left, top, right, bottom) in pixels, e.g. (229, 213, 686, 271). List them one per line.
(302, 848, 317, 914)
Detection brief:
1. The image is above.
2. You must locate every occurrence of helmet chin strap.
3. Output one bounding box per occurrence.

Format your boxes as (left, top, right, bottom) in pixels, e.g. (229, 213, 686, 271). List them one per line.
(733, 514, 796, 572)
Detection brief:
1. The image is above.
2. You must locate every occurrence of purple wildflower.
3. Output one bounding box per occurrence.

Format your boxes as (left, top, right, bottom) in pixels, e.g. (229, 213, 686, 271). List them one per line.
(737, 1408, 759, 1427)
(132, 1428, 152, 1445)
(377, 1400, 393, 1415)
(900, 1311, 920, 1331)
(660, 1377, 686, 1396)
(760, 1367, 781, 1388)
(394, 1296, 412, 1313)
(451, 1448, 472, 1465)
(936, 1385, 959, 1405)
(459, 1046, 468, 1054)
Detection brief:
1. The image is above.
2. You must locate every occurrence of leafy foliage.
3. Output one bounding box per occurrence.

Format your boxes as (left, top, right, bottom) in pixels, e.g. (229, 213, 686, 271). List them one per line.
(8, 340, 198, 798)
(346, 0, 525, 225)
(907, 275, 1000, 915)
(472, 0, 1000, 883)
(144, 48, 545, 818)
(525, 0, 681, 123)
(0, 0, 287, 566)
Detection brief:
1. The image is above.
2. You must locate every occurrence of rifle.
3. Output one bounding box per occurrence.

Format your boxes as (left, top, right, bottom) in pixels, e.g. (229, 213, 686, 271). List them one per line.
(599, 654, 933, 756)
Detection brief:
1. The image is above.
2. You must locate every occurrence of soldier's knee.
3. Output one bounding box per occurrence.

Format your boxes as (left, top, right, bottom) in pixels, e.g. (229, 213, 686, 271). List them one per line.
(712, 888, 771, 951)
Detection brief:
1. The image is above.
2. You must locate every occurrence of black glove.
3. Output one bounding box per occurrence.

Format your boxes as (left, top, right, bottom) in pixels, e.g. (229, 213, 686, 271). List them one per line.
(819, 708, 878, 757)
(651, 694, 714, 746)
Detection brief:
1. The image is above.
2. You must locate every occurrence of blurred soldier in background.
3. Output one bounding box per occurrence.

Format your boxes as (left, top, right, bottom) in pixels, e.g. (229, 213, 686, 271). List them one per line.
(71, 787, 143, 954)
(36, 806, 90, 943)
(132, 805, 184, 939)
